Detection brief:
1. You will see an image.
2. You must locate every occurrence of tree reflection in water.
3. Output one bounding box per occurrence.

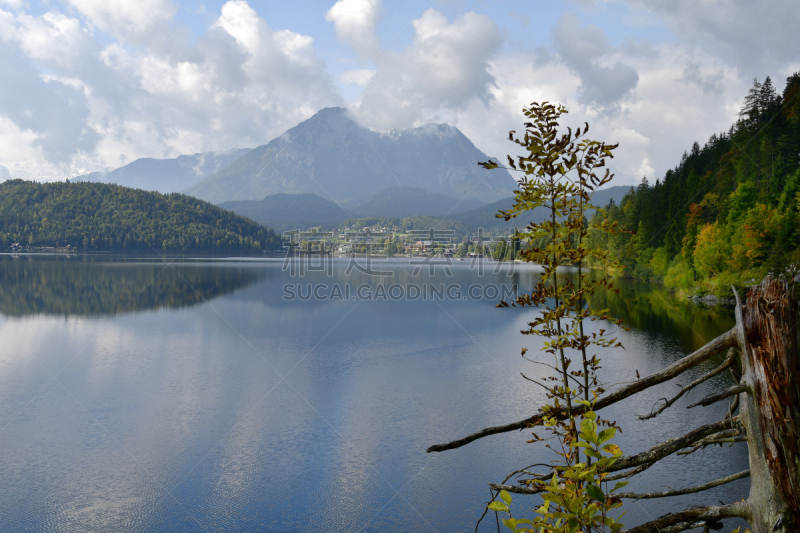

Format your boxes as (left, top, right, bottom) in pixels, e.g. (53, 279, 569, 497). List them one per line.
(0, 255, 265, 317)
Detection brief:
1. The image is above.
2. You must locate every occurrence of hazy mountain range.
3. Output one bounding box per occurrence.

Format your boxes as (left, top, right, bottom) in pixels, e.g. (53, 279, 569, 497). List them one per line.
(445, 185, 631, 230)
(222, 186, 630, 233)
(66, 107, 628, 231)
(219, 193, 350, 232)
(75, 149, 251, 193)
(221, 186, 489, 231)
(184, 107, 516, 205)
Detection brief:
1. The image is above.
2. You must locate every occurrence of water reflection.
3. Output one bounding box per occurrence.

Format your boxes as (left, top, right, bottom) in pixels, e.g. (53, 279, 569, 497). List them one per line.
(586, 275, 735, 352)
(0, 257, 746, 532)
(0, 255, 265, 317)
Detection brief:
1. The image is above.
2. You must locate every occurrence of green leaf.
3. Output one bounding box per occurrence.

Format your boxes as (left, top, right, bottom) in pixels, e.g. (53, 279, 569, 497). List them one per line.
(504, 517, 533, 530)
(586, 483, 605, 502)
(598, 427, 616, 445)
(488, 501, 508, 513)
(602, 443, 623, 457)
(583, 448, 602, 459)
(611, 481, 629, 493)
(500, 489, 512, 505)
(580, 418, 598, 441)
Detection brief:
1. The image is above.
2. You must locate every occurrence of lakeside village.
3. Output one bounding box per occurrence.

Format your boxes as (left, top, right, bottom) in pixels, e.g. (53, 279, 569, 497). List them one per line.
(283, 224, 523, 260)
(8, 242, 75, 253)
(5, 225, 524, 259)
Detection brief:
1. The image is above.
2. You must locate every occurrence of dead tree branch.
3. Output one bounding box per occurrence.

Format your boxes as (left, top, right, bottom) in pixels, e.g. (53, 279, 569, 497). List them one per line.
(487, 483, 542, 495)
(620, 501, 751, 533)
(510, 419, 742, 490)
(426, 328, 736, 453)
(676, 428, 746, 456)
(638, 348, 738, 420)
(607, 418, 741, 473)
(615, 470, 750, 500)
(686, 383, 748, 409)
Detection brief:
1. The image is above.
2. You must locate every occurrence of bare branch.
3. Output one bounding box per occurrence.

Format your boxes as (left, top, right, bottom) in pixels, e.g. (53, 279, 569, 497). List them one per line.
(426, 328, 736, 453)
(649, 521, 724, 533)
(607, 417, 741, 473)
(686, 383, 748, 409)
(615, 470, 750, 500)
(726, 394, 740, 421)
(499, 422, 745, 493)
(605, 462, 654, 482)
(620, 501, 751, 533)
(426, 418, 534, 453)
(488, 483, 542, 495)
(676, 428, 746, 456)
(638, 348, 738, 420)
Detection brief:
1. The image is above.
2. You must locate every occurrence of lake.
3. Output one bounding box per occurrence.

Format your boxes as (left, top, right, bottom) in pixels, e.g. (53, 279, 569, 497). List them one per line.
(0, 255, 749, 532)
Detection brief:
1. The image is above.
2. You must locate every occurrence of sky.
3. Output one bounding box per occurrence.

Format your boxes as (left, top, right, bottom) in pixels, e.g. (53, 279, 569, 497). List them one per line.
(0, 0, 799, 187)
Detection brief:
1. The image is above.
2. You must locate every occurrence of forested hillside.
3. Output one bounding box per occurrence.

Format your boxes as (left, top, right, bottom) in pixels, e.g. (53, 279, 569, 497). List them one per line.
(0, 180, 281, 251)
(221, 193, 349, 231)
(587, 73, 800, 296)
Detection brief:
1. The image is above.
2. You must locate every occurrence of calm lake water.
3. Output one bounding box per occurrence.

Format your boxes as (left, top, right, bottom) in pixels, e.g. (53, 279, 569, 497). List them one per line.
(0, 255, 749, 532)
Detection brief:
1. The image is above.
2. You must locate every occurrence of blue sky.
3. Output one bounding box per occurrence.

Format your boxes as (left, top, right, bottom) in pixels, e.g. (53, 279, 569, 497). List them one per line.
(1, 0, 798, 186)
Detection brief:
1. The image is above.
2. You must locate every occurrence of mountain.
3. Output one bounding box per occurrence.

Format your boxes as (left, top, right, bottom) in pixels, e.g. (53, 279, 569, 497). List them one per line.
(220, 193, 349, 232)
(220, 187, 488, 231)
(183, 107, 516, 205)
(445, 185, 630, 232)
(75, 148, 251, 193)
(351, 187, 486, 218)
(0, 180, 280, 251)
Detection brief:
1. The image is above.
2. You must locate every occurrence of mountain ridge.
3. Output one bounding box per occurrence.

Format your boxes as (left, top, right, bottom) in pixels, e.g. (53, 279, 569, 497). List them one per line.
(76, 148, 251, 193)
(220, 185, 630, 234)
(183, 107, 516, 205)
(0, 180, 280, 251)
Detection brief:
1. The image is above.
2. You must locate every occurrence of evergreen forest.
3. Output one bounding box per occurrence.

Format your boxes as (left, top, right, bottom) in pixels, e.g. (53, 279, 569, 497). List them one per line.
(586, 73, 800, 296)
(0, 180, 281, 252)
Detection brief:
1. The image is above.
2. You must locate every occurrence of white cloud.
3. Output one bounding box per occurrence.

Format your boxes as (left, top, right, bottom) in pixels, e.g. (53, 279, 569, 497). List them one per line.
(0, 116, 44, 179)
(628, 0, 800, 79)
(0, 13, 99, 174)
(447, 41, 744, 187)
(0, 1, 340, 181)
(325, 0, 382, 59)
(552, 13, 639, 105)
(339, 68, 376, 87)
(66, 0, 177, 46)
(352, 8, 502, 130)
(13, 11, 98, 70)
(0, 0, 23, 9)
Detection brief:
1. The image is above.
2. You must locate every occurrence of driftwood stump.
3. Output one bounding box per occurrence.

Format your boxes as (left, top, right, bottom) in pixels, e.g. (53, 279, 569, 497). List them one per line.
(736, 277, 800, 533)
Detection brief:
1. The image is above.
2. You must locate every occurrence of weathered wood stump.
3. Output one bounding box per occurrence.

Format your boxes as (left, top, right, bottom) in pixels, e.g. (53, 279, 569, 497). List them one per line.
(736, 277, 800, 533)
